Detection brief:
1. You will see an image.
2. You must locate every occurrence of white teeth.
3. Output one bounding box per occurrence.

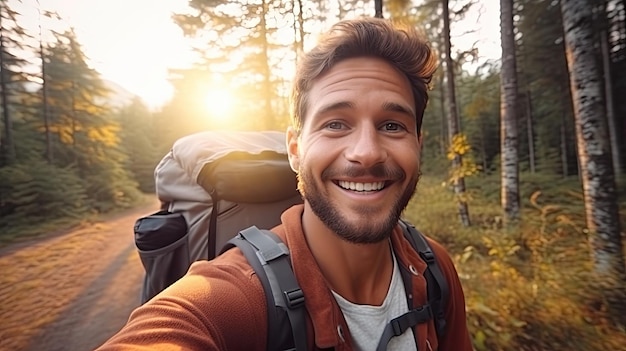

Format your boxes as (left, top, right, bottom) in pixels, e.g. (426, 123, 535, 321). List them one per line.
(338, 181, 385, 192)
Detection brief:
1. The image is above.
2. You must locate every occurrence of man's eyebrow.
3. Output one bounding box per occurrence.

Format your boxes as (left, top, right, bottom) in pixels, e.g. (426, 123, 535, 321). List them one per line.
(314, 101, 355, 116)
(382, 101, 416, 119)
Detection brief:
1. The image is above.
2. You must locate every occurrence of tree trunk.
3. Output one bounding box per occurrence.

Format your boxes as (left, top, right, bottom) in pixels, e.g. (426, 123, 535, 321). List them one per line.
(601, 29, 622, 176)
(0, 18, 15, 165)
(294, 0, 304, 65)
(561, 0, 626, 328)
(39, 10, 52, 164)
(500, 0, 520, 221)
(374, 0, 383, 18)
(525, 92, 536, 174)
(442, 0, 470, 227)
(259, 0, 273, 129)
(560, 111, 569, 177)
(439, 74, 447, 156)
(480, 117, 488, 172)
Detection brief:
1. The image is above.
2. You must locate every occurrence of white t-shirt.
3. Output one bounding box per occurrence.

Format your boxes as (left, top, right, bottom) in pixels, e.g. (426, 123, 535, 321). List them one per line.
(332, 252, 417, 351)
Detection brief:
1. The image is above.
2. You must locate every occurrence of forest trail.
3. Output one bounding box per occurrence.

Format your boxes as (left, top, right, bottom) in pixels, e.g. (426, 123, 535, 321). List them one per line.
(0, 200, 159, 351)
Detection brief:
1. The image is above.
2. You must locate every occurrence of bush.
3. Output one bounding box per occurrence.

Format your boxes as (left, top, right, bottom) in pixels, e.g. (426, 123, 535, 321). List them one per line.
(404, 174, 626, 350)
(0, 161, 89, 237)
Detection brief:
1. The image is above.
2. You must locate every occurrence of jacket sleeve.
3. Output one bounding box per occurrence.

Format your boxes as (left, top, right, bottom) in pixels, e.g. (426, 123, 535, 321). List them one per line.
(427, 238, 474, 351)
(95, 252, 267, 351)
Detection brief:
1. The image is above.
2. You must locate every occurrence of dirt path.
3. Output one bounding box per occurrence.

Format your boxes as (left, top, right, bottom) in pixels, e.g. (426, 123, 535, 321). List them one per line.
(0, 200, 159, 351)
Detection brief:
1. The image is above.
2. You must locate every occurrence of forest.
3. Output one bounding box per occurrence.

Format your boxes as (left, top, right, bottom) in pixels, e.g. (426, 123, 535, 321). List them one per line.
(0, 0, 625, 349)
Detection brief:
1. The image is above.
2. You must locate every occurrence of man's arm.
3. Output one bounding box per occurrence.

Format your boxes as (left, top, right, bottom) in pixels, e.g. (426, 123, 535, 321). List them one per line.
(96, 253, 267, 351)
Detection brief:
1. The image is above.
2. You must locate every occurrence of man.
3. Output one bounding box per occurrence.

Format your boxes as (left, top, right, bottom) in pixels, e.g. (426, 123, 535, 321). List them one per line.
(98, 17, 472, 351)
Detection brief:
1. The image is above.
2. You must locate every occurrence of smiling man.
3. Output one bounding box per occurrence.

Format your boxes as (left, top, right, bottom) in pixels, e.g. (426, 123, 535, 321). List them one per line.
(98, 17, 472, 351)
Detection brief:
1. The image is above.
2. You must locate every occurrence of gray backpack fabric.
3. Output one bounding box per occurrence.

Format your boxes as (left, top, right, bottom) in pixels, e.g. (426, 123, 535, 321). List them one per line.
(134, 131, 302, 303)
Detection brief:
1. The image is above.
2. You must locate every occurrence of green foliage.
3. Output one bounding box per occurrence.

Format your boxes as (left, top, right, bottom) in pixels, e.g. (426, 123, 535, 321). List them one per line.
(404, 174, 626, 350)
(0, 160, 88, 235)
(517, 0, 578, 177)
(0, 21, 152, 242)
(117, 98, 159, 193)
(458, 71, 500, 174)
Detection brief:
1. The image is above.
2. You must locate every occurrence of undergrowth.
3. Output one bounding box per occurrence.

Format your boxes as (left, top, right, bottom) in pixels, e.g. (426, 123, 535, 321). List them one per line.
(404, 173, 626, 351)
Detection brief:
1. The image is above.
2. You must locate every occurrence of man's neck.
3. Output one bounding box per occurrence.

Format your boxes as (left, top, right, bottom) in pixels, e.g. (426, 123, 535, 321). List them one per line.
(301, 206, 394, 306)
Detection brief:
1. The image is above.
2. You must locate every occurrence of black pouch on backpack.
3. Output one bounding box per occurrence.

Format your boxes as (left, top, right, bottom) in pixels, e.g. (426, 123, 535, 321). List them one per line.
(134, 210, 190, 303)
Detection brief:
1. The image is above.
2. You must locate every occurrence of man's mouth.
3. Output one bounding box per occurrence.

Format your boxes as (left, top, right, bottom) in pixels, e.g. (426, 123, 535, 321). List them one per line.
(336, 180, 386, 192)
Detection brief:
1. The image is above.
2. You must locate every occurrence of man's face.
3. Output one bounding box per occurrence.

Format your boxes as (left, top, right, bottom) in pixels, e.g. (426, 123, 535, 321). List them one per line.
(287, 57, 422, 244)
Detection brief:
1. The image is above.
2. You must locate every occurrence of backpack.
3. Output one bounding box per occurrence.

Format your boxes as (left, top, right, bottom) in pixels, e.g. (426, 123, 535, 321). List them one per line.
(134, 131, 302, 303)
(133, 130, 448, 350)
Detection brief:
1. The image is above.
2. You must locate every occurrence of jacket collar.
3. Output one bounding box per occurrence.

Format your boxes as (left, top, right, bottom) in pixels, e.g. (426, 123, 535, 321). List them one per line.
(277, 205, 429, 348)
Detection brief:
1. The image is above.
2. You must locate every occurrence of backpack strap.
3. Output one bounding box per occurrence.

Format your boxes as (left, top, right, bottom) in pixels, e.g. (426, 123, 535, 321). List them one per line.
(401, 220, 448, 337)
(221, 226, 308, 351)
(207, 191, 219, 260)
(376, 220, 449, 350)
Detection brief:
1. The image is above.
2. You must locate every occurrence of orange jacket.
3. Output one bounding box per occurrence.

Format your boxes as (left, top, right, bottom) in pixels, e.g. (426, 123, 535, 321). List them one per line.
(97, 205, 473, 350)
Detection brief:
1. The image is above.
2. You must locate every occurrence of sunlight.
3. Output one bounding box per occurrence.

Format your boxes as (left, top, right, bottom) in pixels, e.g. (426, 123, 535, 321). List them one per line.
(204, 89, 235, 122)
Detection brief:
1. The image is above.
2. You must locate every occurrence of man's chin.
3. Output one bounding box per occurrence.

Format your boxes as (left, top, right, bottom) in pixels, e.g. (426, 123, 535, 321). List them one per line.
(332, 216, 397, 244)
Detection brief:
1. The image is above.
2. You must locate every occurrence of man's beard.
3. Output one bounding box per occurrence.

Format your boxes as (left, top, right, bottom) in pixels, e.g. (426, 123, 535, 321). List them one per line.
(297, 163, 419, 244)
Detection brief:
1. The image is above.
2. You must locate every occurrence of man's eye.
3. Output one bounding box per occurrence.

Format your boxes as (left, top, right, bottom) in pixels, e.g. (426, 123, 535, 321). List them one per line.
(327, 121, 343, 130)
(383, 122, 404, 131)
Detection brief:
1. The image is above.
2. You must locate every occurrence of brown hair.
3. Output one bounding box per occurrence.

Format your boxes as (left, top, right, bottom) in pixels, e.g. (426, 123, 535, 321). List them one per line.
(290, 17, 438, 134)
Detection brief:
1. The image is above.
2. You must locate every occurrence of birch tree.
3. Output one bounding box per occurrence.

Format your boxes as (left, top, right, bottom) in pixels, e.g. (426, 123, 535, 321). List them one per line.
(500, 0, 520, 221)
(560, 0, 626, 327)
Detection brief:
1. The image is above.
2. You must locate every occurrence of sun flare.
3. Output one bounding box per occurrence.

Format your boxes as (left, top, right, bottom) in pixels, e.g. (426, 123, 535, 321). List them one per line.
(204, 89, 235, 120)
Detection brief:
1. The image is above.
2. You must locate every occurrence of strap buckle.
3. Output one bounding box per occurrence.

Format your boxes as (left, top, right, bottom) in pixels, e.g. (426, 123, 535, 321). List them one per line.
(284, 288, 305, 309)
(419, 249, 435, 264)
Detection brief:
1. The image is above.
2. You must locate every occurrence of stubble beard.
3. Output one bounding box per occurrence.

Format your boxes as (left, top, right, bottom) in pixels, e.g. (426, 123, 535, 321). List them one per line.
(297, 165, 419, 244)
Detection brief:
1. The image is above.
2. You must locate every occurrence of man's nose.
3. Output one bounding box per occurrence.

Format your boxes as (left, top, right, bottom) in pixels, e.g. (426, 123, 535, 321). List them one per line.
(344, 127, 387, 167)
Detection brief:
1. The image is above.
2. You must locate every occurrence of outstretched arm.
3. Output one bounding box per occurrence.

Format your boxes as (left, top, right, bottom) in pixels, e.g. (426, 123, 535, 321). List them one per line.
(96, 253, 267, 351)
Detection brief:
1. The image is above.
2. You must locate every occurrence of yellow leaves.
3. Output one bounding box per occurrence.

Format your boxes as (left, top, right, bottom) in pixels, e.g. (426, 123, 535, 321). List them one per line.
(459, 245, 476, 263)
(86, 124, 120, 147)
(445, 133, 481, 186)
(447, 133, 472, 159)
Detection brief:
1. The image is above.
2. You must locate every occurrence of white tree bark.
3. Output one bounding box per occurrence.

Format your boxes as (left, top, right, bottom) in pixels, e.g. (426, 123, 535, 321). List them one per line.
(500, 0, 520, 221)
(561, 0, 626, 327)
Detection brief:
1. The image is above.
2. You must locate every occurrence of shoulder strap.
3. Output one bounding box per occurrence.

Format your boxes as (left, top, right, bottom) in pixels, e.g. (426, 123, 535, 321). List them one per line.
(221, 226, 307, 351)
(376, 220, 449, 351)
(400, 220, 448, 337)
(207, 191, 219, 260)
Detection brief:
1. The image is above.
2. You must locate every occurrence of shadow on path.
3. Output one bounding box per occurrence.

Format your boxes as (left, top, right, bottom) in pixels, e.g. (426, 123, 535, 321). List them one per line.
(24, 241, 143, 351)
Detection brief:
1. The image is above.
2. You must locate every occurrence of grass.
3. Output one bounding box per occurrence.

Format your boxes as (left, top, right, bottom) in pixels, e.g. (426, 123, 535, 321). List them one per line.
(404, 172, 626, 351)
(0, 193, 154, 249)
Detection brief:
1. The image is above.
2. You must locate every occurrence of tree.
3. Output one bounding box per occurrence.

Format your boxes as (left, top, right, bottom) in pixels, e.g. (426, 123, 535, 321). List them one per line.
(0, 0, 33, 165)
(173, 0, 292, 130)
(36, 7, 59, 164)
(43, 29, 140, 209)
(442, 0, 470, 226)
(460, 70, 500, 173)
(561, 0, 626, 327)
(500, 0, 520, 221)
(604, 0, 626, 174)
(517, 0, 577, 177)
(118, 97, 158, 193)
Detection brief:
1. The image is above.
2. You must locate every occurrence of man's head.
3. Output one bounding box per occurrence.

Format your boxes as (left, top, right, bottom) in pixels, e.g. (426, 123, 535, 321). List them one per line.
(290, 17, 437, 136)
(287, 18, 436, 244)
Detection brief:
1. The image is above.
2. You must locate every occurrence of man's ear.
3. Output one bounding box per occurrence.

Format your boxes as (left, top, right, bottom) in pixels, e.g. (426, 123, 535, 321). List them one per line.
(286, 126, 300, 172)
